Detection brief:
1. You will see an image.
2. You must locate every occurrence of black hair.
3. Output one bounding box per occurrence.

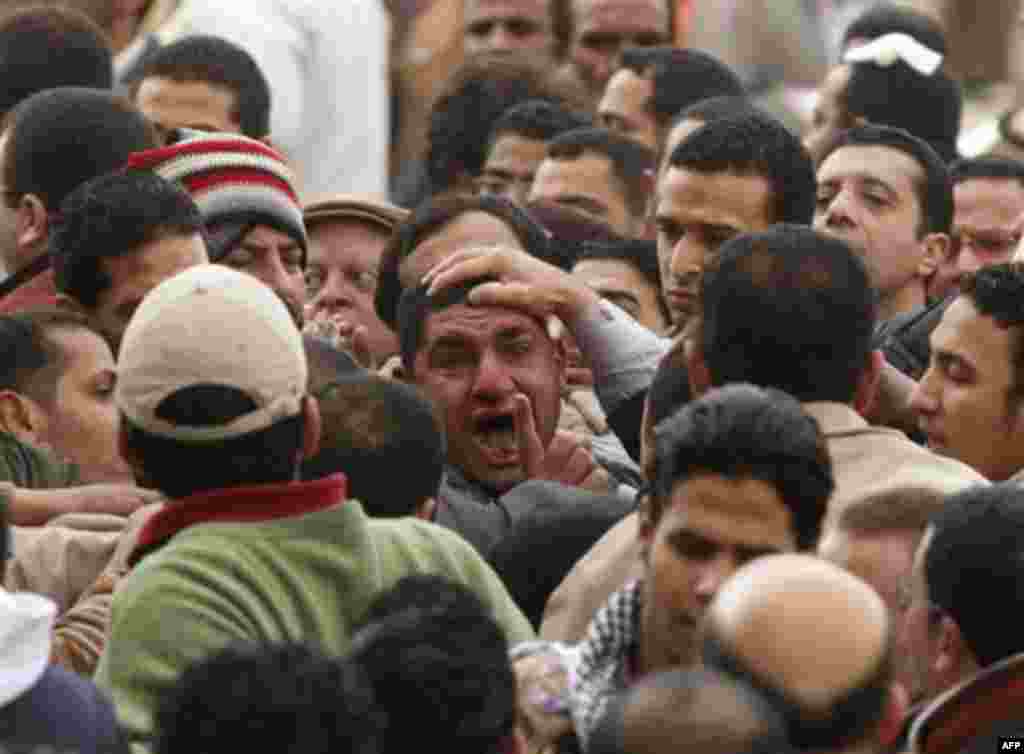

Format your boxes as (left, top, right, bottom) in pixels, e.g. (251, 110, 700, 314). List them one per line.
(0, 5, 112, 119)
(670, 95, 757, 131)
(51, 169, 204, 309)
(133, 34, 272, 138)
(0, 308, 93, 406)
(821, 124, 953, 236)
(487, 99, 592, 152)
(950, 157, 1024, 187)
(841, 63, 961, 164)
(301, 374, 445, 517)
(422, 55, 590, 197)
(154, 642, 379, 754)
(375, 193, 549, 328)
(122, 384, 305, 499)
(3, 87, 159, 212)
(925, 483, 1024, 667)
(700, 225, 877, 404)
(618, 47, 745, 130)
(959, 263, 1024, 410)
(650, 383, 833, 551)
(547, 127, 655, 219)
(349, 575, 516, 754)
(574, 239, 669, 323)
(841, 2, 948, 55)
(667, 112, 816, 226)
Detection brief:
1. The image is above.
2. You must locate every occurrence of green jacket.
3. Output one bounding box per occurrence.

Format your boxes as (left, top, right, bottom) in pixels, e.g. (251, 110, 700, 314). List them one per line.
(95, 497, 535, 753)
(0, 430, 78, 488)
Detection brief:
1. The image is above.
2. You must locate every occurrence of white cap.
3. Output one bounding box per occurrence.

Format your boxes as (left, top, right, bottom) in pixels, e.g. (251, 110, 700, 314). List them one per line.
(116, 264, 307, 442)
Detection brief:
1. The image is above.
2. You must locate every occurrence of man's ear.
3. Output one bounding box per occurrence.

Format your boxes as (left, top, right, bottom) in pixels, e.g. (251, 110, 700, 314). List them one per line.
(300, 395, 322, 461)
(416, 497, 437, 521)
(935, 614, 978, 681)
(853, 349, 884, 418)
(15, 194, 48, 252)
(685, 341, 712, 398)
(0, 390, 46, 444)
(919, 233, 952, 279)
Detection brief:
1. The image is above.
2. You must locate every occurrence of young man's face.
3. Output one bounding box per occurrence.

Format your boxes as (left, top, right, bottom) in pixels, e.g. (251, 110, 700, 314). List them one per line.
(572, 256, 667, 332)
(814, 144, 932, 320)
(464, 0, 555, 59)
(638, 473, 795, 674)
(910, 296, 1024, 481)
(411, 303, 564, 493)
(221, 225, 306, 328)
(34, 327, 128, 484)
(598, 67, 658, 153)
(89, 232, 209, 352)
(930, 177, 1024, 300)
(478, 132, 550, 206)
(529, 152, 638, 237)
(135, 77, 241, 138)
(305, 218, 398, 365)
(655, 166, 773, 328)
(569, 0, 669, 97)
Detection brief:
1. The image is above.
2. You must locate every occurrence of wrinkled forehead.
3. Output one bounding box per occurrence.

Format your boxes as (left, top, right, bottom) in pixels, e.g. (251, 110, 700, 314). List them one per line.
(572, 0, 668, 29)
(423, 302, 550, 345)
(466, 0, 550, 20)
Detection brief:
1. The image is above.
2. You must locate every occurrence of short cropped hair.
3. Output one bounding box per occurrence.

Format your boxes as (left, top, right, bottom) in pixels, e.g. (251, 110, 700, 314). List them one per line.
(668, 112, 816, 226)
(51, 170, 204, 309)
(950, 157, 1024, 187)
(651, 384, 833, 550)
(547, 127, 655, 218)
(487, 99, 592, 151)
(925, 483, 1024, 666)
(840, 2, 947, 54)
(670, 95, 757, 131)
(0, 4, 112, 118)
(574, 239, 668, 322)
(154, 642, 379, 754)
(349, 576, 516, 754)
(959, 263, 1024, 410)
(619, 47, 745, 130)
(375, 193, 549, 328)
(0, 308, 94, 406)
(3, 87, 158, 212)
(133, 35, 272, 138)
(301, 374, 445, 517)
(821, 124, 953, 236)
(700, 225, 877, 404)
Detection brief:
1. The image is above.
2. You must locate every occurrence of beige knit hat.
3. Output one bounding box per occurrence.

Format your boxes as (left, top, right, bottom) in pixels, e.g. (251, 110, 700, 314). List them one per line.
(116, 264, 307, 442)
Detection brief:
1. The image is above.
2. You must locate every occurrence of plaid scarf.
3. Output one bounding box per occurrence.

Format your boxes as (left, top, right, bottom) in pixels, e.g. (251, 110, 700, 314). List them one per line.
(570, 579, 644, 751)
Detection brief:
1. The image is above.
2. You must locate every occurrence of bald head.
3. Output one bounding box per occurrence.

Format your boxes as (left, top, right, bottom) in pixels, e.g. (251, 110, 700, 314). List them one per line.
(591, 668, 791, 754)
(704, 555, 896, 751)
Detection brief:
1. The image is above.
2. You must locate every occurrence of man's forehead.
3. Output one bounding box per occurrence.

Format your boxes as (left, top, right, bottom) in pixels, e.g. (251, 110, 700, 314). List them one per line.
(424, 302, 547, 340)
(658, 167, 773, 229)
(819, 144, 923, 193)
(955, 178, 1024, 224)
(573, 0, 668, 28)
(467, 0, 549, 19)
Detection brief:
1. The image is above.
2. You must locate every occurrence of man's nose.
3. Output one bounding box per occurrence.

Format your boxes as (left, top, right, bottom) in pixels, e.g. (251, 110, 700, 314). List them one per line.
(669, 237, 702, 282)
(472, 349, 515, 398)
(909, 367, 940, 416)
(694, 552, 739, 604)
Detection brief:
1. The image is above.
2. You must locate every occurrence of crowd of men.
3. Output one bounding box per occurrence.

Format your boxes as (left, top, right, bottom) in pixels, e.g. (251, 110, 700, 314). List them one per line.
(1, 0, 1024, 753)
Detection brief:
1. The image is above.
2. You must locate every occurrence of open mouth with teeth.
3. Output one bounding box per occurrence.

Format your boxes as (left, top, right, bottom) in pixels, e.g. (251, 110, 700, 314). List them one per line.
(472, 413, 521, 466)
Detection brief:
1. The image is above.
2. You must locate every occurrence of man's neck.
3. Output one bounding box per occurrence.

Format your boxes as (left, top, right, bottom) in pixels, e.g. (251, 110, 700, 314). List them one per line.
(879, 284, 925, 323)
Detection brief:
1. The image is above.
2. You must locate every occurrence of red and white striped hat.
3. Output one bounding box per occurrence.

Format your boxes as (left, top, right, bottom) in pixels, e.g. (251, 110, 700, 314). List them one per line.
(126, 131, 307, 262)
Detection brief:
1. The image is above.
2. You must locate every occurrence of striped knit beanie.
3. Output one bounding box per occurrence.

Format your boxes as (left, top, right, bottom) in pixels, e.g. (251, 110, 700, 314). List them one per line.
(125, 130, 307, 264)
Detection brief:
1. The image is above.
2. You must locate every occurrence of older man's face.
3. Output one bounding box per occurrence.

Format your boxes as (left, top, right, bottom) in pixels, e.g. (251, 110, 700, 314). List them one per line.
(411, 302, 564, 493)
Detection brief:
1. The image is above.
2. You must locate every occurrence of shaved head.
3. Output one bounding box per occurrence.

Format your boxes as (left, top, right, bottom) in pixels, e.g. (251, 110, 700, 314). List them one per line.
(704, 554, 899, 750)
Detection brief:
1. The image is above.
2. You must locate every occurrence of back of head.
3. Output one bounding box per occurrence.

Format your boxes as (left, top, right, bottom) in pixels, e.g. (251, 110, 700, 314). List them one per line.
(51, 169, 204, 310)
(350, 575, 516, 754)
(673, 95, 758, 131)
(488, 99, 592, 150)
(116, 264, 308, 499)
(667, 112, 816, 225)
(0, 307, 92, 406)
(704, 554, 893, 751)
(425, 55, 590, 195)
(821, 123, 953, 235)
(301, 373, 444, 517)
(590, 668, 792, 754)
(3, 87, 158, 212)
(376, 193, 549, 328)
(133, 34, 272, 139)
(155, 642, 379, 754)
(841, 3, 948, 55)
(619, 47, 745, 130)
(925, 483, 1024, 667)
(547, 127, 655, 219)
(0, 4, 112, 118)
(650, 384, 833, 551)
(700, 224, 877, 404)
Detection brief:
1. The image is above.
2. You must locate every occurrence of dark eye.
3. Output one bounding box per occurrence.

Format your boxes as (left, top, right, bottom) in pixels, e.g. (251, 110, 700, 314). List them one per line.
(467, 20, 493, 37)
(305, 268, 325, 294)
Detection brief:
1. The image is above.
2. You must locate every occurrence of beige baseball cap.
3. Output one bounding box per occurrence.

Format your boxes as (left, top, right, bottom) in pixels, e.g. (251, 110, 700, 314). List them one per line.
(116, 264, 307, 443)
